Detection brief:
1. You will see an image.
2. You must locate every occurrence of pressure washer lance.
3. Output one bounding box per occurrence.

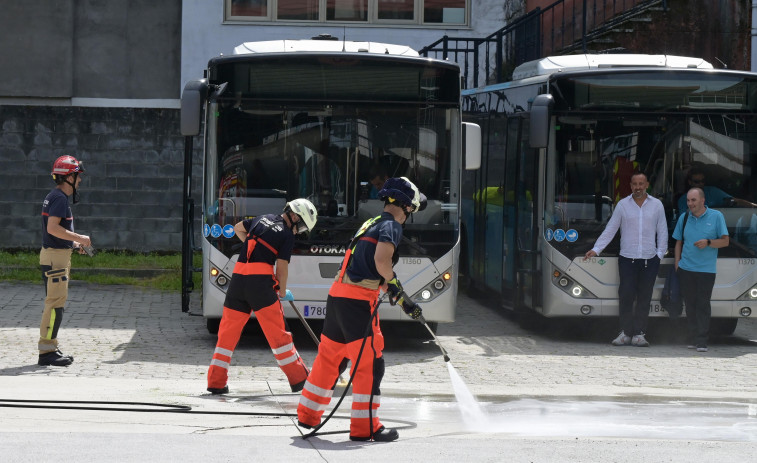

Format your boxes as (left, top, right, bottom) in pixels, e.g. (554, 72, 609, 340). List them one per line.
(417, 314, 450, 362)
(288, 300, 349, 387)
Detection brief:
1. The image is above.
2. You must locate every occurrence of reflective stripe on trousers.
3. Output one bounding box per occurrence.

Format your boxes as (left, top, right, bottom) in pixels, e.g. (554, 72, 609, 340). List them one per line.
(297, 331, 385, 439)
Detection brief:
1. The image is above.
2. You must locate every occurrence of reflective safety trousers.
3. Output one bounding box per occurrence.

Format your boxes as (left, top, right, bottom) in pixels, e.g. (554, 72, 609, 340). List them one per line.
(297, 274, 385, 439)
(207, 263, 308, 390)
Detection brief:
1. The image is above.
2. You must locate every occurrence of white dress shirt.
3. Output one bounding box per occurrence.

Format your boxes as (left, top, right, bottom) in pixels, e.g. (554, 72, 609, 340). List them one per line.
(591, 194, 668, 259)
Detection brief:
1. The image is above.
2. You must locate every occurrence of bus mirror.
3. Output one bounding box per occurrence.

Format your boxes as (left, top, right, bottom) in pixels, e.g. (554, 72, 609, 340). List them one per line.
(181, 79, 208, 136)
(529, 93, 554, 149)
(462, 122, 481, 170)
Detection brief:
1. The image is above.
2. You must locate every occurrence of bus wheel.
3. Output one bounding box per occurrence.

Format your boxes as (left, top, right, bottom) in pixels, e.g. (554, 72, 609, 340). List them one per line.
(207, 318, 220, 335)
(710, 318, 738, 336)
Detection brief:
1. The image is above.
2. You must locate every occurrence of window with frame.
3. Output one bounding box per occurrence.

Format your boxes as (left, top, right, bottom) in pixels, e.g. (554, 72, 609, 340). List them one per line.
(226, 0, 468, 25)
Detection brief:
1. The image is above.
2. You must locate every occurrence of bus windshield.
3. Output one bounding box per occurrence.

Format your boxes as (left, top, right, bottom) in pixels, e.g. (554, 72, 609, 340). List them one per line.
(553, 70, 757, 112)
(204, 101, 459, 260)
(545, 113, 757, 259)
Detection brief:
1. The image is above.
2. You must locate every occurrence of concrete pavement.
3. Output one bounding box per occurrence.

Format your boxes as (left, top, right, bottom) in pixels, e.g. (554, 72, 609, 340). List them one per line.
(1, 281, 757, 461)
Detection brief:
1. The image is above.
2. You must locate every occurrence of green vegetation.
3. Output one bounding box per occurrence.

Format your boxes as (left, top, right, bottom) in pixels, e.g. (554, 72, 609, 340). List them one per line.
(0, 250, 202, 291)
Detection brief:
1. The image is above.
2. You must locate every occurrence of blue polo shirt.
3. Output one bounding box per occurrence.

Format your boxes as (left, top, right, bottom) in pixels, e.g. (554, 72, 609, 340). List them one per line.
(672, 207, 728, 274)
(677, 186, 732, 213)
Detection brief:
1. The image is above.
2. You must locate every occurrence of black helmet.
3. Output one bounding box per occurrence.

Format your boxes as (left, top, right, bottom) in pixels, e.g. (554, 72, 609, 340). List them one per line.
(378, 177, 426, 212)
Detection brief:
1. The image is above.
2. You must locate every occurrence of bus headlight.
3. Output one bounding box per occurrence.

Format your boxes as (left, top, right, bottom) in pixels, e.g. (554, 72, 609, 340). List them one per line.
(210, 267, 230, 289)
(740, 307, 752, 317)
(738, 285, 757, 300)
(552, 267, 596, 299)
(410, 267, 452, 303)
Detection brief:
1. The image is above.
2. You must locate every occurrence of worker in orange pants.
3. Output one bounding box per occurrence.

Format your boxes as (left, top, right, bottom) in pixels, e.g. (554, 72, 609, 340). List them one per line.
(207, 199, 318, 394)
(297, 178, 425, 442)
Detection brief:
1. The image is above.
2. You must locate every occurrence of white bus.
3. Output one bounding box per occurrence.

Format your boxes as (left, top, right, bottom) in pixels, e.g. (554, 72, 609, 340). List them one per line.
(461, 54, 757, 333)
(180, 36, 481, 333)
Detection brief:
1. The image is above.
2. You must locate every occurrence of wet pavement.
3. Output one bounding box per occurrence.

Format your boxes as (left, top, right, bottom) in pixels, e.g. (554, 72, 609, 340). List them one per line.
(1, 281, 757, 461)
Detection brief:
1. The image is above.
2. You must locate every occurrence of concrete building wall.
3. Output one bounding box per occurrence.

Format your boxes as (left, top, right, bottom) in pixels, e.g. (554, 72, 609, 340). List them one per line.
(0, 0, 181, 101)
(0, 2, 74, 98)
(0, 1, 188, 252)
(0, 105, 197, 252)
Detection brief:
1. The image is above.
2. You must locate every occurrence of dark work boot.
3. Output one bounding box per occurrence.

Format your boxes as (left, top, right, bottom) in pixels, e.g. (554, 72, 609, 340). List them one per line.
(38, 350, 73, 367)
(207, 385, 229, 395)
(349, 426, 399, 442)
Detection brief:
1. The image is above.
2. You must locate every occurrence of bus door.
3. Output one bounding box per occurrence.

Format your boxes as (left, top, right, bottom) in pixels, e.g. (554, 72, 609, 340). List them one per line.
(512, 117, 539, 310)
(481, 111, 506, 292)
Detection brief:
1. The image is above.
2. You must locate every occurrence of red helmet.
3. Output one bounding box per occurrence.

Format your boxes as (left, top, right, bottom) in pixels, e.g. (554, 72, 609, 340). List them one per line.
(52, 155, 84, 177)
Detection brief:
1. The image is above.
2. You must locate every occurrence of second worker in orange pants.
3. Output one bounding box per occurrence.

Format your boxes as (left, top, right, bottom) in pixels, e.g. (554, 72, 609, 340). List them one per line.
(207, 198, 318, 394)
(297, 177, 426, 442)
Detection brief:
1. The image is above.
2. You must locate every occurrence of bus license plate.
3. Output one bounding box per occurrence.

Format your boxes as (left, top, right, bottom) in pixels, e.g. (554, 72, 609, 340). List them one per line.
(649, 302, 666, 314)
(303, 305, 327, 318)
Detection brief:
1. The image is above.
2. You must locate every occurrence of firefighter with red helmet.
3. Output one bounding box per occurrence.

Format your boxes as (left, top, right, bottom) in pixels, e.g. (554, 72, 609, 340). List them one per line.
(38, 155, 91, 366)
(207, 198, 318, 394)
(297, 177, 425, 442)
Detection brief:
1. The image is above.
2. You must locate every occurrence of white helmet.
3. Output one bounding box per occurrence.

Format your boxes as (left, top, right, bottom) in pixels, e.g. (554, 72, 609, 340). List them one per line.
(285, 198, 318, 233)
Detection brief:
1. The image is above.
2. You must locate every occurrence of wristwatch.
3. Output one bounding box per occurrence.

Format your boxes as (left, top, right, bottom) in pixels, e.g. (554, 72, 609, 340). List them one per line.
(707, 239, 711, 246)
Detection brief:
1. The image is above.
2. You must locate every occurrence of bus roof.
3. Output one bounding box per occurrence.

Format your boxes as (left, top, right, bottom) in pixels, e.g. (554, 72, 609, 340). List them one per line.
(233, 39, 419, 57)
(511, 54, 714, 80)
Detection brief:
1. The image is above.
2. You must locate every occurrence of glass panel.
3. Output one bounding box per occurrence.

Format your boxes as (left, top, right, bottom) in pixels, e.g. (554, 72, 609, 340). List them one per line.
(278, 0, 319, 20)
(424, 0, 465, 24)
(212, 57, 460, 103)
(205, 102, 457, 259)
(230, 0, 267, 17)
(327, 0, 368, 21)
(554, 72, 757, 112)
(478, 113, 506, 291)
(546, 115, 757, 260)
(378, 0, 414, 20)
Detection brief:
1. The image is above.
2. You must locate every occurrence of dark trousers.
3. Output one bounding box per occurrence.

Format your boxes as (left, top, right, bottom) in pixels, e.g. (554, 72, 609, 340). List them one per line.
(677, 268, 716, 347)
(617, 256, 660, 336)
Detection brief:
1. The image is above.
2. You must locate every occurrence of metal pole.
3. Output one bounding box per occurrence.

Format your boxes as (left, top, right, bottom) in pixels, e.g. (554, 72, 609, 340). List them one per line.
(752, 0, 757, 72)
(418, 316, 450, 362)
(288, 300, 321, 346)
(288, 300, 349, 386)
(582, 0, 588, 53)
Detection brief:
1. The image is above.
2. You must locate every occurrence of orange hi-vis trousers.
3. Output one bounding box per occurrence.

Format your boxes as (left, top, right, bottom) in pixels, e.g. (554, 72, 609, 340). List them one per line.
(207, 264, 309, 391)
(297, 278, 385, 439)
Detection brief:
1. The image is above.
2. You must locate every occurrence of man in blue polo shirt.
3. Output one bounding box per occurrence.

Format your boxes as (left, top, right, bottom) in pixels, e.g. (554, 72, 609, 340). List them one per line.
(673, 187, 729, 352)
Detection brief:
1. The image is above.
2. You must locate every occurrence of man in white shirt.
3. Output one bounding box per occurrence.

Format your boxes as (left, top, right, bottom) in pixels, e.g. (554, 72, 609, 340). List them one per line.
(584, 173, 668, 347)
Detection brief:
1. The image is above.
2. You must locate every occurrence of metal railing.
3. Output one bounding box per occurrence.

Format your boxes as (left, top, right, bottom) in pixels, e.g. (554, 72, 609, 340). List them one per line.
(419, 0, 667, 89)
